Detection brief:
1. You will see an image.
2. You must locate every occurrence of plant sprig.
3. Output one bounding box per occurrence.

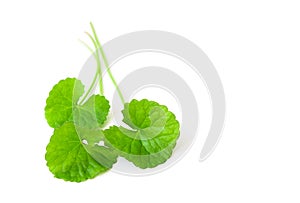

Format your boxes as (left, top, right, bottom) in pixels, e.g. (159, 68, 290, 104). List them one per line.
(44, 22, 180, 182)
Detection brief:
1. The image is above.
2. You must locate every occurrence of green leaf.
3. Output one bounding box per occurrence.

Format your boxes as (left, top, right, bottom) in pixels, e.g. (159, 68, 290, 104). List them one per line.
(45, 78, 110, 129)
(45, 78, 84, 128)
(104, 99, 180, 169)
(46, 122, 117, 182)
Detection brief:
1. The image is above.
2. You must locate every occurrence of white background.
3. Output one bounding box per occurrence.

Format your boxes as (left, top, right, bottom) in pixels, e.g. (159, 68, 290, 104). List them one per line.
(0, 0, 300, 202)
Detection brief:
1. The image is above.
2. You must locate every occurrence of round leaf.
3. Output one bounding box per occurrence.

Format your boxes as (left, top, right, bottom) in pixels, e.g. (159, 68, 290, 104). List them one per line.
(45, 122, 115, 182)
(45, 78, 84, 128)
(104, 99, 180, 169)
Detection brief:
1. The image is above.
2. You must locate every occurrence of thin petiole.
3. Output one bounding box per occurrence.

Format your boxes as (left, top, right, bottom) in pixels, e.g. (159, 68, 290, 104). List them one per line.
(90, 22, 125, 105)
(78, 40, 100, 105)
(78, 39, 94, 54)
(84, 32, 104, 96)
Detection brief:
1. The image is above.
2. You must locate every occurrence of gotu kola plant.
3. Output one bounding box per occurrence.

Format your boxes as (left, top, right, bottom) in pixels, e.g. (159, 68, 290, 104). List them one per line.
(44, 22, 180, 182)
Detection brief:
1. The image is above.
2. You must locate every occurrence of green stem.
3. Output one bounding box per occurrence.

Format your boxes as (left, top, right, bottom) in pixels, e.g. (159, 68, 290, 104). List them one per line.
(78, 39, 94, 53)
(84, 32, 104, 96)
(90, 22, 125, 104)
(78, 40, 100, 105)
